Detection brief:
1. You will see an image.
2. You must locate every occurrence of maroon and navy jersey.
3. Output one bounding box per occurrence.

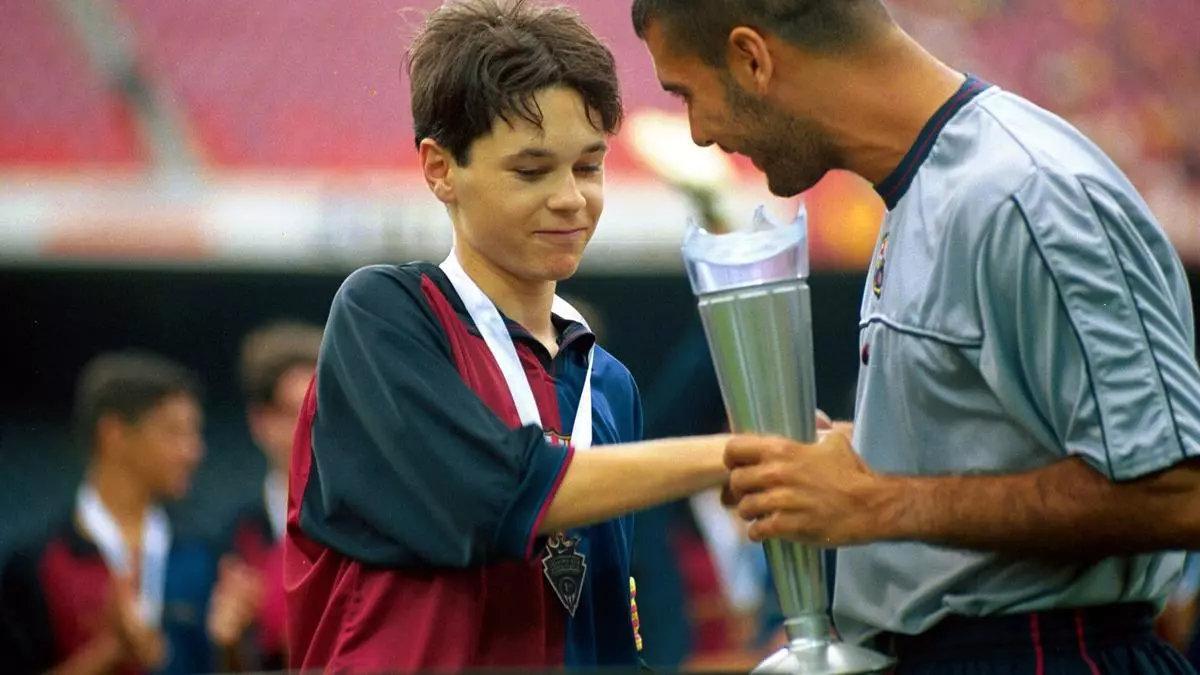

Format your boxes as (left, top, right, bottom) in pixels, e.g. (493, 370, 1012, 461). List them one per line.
(0, 517, 217, 675)
(285, 263, 644, 671)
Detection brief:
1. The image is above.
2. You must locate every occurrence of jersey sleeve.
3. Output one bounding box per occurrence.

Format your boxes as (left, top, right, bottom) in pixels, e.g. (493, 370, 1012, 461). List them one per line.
(973, 169, 1200, 481)
(298, 265, 572, 567)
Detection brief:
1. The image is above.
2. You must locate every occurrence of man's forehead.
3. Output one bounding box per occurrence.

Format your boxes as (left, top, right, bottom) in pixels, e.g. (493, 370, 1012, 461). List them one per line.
(643, 19, 710, 91)
(643, 19, 676, 73)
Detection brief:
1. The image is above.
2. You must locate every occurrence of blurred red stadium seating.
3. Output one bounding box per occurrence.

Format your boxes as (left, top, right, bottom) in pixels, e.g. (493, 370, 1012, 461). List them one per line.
(0, 0, 1195, 264)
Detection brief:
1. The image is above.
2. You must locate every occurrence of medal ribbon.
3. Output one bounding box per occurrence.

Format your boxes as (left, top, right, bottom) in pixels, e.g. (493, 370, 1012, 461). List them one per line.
(440, 252, 594, 450)
(76, 484, 171, 626)
(264, 470, 287, 542)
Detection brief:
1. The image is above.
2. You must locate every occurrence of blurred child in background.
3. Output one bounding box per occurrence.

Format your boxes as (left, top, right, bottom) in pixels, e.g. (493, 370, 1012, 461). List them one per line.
(206, 322, 322, 670)
(1, 351, 214, 674)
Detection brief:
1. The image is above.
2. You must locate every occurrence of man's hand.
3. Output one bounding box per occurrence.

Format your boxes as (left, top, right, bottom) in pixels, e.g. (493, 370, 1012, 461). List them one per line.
(1158, 595, 1199, 650)
(724, 430, 892, 546)
(206, 556, 264, 649)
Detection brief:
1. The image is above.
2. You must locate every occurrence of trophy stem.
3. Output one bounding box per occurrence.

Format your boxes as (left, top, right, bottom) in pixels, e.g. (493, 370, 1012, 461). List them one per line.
(694, 282, 894, 673)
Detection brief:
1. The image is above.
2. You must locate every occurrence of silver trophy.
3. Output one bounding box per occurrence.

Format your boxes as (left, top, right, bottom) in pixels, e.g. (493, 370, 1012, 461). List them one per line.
(682, 207, 893, 674)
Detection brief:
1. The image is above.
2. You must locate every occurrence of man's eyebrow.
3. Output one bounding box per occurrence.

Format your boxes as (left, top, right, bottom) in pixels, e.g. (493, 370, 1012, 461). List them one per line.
(661, 82, 691, 98)
(582, 141, 608, 154)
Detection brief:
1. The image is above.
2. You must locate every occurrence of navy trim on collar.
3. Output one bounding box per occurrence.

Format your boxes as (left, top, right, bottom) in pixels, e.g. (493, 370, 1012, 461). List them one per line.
(417, 261, 595, 362)
(874, 74, 992, 210)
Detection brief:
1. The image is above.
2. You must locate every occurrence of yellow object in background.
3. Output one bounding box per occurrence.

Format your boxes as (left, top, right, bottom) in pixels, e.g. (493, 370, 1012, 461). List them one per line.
(630, 577, 643, 652)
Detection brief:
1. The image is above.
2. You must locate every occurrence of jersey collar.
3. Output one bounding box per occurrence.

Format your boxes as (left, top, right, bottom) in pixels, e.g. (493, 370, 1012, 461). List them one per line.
(424, 262, 596, 365)
(874, 74, 992, 210)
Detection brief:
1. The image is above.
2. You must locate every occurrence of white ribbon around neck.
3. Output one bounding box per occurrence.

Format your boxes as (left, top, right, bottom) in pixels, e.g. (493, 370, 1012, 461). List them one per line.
(264, 470, 288, 542)
(440, 252, 594, 450)
(76, 484, 171, 626)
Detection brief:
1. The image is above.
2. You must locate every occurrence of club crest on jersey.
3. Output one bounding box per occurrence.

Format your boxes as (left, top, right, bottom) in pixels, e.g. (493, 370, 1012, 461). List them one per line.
(873, 233, 889, 298)
(544, 430, 571, 448)
(542, 532, 586, 617)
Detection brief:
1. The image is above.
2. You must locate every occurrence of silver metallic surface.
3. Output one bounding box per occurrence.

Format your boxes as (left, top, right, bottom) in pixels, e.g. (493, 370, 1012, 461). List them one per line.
(695, 279, 893, 674)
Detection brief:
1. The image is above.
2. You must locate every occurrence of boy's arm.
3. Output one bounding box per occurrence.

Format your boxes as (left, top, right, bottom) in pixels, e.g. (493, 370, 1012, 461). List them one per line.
(539, 435, 730, 534)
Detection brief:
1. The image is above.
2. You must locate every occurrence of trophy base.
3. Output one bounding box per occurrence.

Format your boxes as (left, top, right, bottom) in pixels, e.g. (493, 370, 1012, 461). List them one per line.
(753, 641, 895, 674)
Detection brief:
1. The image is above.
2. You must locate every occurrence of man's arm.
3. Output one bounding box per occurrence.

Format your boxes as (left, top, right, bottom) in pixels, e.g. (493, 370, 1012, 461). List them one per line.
(726, 431, 1200, 557)
(886, 453, 1200, 557)
(539, 435, 730, 534)
(726, 174, 1200, 557)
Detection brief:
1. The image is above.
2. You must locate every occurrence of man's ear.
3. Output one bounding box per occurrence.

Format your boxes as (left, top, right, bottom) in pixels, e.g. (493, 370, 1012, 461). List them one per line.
(419, 138, 457, 204)
(726, 26, 775, 95)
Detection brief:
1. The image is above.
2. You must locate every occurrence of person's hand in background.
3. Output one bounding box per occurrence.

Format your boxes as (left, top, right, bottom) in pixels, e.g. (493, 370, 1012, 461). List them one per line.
(110, 576, 167, 671)
(206, 555, 264, 650)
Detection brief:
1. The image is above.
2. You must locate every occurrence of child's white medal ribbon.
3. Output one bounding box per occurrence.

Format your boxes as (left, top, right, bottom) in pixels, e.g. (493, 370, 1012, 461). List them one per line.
(440, 252, 594, 616)
(76, 484, 171, 626)
(439, 252, 593, 449)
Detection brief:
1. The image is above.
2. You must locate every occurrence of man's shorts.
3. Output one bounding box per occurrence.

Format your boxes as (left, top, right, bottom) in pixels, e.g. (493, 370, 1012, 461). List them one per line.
(874, 603, 1194, 674)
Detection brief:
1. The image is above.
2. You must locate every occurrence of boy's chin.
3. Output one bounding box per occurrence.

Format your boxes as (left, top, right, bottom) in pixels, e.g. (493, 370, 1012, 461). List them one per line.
(535, 253, 584, 281)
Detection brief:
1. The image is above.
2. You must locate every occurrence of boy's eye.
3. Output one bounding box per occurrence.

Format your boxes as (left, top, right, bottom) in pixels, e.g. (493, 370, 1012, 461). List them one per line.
(514, 168, 550, 179)
(575, 164, 602, 175)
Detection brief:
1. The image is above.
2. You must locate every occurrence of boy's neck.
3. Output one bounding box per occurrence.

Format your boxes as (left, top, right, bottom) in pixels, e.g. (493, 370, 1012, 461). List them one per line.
(86, 459, 153, 550)
(454, 247, 560, 357)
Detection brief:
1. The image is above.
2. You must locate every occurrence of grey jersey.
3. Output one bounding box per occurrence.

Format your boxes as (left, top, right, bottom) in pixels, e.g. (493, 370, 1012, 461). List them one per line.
(834, 77, 1200, 643)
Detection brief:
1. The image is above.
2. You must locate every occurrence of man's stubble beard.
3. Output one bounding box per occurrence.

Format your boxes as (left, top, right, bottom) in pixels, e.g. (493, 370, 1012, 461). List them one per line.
(722, 77, 841, 197)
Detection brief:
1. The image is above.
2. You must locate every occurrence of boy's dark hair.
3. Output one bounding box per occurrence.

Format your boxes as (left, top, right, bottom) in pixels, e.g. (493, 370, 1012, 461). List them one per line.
(240, 321, 323, 407)
(632, 0, 892, 66)
(407, 0, 623, 165)
(73, 350, 201, 446)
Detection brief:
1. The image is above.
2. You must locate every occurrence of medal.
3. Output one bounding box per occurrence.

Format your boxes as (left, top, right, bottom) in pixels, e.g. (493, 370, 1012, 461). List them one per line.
(541, 533, 587, 617)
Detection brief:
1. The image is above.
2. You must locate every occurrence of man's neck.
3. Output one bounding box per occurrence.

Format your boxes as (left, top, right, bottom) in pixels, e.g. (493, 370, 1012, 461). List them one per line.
(788, 28, 967, 186)
(454, 246, 560, 356)
(86, 460, 152, 548)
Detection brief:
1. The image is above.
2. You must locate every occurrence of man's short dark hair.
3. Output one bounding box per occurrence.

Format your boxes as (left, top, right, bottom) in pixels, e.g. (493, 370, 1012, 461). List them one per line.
(632, 0, 892, 65)
(74, 350, 201, 446)
(407, 0, 623, 165)
(240, 321, 323, 407)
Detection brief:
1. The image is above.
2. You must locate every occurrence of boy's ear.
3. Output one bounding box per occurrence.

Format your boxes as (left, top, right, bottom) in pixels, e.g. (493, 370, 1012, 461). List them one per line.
(94, 412, 129, 458)
(419, 139, 457, 204)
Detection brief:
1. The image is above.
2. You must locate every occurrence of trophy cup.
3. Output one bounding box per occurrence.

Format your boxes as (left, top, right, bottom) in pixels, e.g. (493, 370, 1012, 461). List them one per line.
(681, 206, 894, 674)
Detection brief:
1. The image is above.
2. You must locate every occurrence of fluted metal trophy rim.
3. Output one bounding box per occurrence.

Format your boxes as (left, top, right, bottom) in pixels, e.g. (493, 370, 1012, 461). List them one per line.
(684, 208, 894, 674)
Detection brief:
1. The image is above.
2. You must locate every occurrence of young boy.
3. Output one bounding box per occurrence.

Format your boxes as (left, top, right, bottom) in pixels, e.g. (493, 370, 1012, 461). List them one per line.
(206, 321, 323, 670)
(0, 351, 214, 674)
(284, 0, 734, 670)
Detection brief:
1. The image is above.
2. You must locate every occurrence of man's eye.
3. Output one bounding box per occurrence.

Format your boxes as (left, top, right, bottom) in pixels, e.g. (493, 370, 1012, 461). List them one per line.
(515, 168, 549, 179)
(575, 164, 602, 175)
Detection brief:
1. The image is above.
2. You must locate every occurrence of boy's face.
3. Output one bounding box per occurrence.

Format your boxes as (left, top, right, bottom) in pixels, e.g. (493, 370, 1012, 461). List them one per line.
(249, 363, 314, 471)
(110, 392, 205, 501)
(438, 86, 608, 284)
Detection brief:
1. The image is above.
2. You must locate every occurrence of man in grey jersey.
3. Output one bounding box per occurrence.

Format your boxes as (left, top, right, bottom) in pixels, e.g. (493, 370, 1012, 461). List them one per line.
(634, 1, 1200, 671)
